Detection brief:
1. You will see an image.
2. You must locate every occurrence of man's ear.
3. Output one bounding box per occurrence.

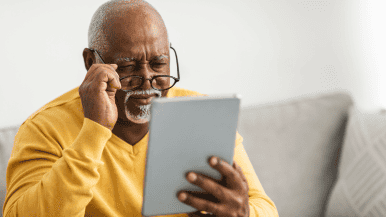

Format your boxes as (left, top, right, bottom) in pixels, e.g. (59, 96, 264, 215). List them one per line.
(83, 48, 95, 71)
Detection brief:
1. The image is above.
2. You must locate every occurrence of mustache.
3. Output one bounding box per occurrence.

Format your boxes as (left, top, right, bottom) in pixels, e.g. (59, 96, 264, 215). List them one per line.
(123, 89, 162, 105)
(125, 89, 162, 97)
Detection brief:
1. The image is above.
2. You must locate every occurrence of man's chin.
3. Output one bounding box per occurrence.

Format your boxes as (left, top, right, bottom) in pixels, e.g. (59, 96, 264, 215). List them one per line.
(116, 112, 150, 125)
(124, 103, 152, 124)
(126, 114, 150, 124)
(118, 89, 162, 125)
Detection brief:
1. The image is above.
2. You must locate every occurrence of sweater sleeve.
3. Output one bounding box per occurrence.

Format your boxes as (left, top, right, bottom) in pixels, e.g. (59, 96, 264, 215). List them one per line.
(3, 118, 111, 217)
(234, 133, 279, 217)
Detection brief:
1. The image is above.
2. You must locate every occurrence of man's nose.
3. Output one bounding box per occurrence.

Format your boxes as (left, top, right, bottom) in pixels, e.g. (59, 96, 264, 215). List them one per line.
(137, 63, 153, 89)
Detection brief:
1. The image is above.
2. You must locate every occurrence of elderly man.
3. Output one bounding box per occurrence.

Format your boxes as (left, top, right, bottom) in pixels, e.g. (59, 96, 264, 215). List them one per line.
(3, 0, 277, 216)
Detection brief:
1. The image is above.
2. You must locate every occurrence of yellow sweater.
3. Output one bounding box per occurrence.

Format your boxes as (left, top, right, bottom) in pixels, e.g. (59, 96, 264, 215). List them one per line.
(3, 86, 278, 217)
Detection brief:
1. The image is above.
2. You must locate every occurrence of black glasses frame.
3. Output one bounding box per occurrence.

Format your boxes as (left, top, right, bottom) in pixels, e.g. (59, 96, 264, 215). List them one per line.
(89, 43, 180, 91)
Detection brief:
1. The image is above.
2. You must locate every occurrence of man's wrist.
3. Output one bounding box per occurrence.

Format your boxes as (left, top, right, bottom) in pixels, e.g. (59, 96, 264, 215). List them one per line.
(71, 118, 112, 160)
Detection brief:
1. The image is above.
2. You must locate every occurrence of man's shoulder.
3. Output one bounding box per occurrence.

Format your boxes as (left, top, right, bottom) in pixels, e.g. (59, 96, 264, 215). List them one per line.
(167, 86, 206, 98)
(27, 86, 81, 122)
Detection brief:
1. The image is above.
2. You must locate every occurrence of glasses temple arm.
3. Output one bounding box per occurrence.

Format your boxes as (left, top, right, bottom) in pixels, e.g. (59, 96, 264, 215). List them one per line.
(169, 44, 180, 81)
(90, 49, 106, 64)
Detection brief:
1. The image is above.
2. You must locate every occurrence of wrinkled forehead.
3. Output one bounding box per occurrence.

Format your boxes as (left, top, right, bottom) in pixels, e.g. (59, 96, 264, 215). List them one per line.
(102, 5, 168, 47)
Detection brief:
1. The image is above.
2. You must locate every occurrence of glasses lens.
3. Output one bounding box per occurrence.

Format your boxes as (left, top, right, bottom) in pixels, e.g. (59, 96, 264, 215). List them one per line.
(121, 76, 142, 91)
(121, 76, 176, 91)
(153, 76, 171, 90)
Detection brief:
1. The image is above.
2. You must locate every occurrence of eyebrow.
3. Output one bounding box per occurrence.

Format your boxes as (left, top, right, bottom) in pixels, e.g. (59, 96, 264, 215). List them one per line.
(116, 57, 136, 63)
(115, 55, 169, 63)
(154, 55, 169, 60)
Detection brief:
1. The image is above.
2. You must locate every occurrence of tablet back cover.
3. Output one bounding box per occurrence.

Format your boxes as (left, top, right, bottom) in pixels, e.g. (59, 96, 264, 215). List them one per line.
(142, 95, 240, 216)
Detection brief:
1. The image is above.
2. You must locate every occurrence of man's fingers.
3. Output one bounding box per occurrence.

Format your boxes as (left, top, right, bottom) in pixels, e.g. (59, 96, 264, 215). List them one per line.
(188, 211, 213, 217)
(208, 157, 242, 188)
(101, 64, 120, 89)
(85, 64, 121, 90)
(233, 161, 248, 183)
(110, 64, 118, 70)
(186, 172, 227, 201)
(181, 160, 250, 216)
(85, 64, 119, 82)
(107, 65, 120, 90)
(106, 72, 121, 90)
(84, 64, 102, 81)
(178, 191, 225, 215)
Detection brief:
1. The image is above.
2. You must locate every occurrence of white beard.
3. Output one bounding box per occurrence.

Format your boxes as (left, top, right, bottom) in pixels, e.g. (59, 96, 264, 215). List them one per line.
(123, 89, 162, 124)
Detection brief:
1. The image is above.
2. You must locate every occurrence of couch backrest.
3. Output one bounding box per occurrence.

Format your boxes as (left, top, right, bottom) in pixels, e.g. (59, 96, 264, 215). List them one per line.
(0, 126, 19, 216)
(238, 92, 353, 217)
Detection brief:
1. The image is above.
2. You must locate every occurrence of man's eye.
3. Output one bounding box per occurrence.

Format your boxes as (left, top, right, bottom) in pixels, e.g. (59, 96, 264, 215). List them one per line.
(151, 62, 167, 67)
(118, 65, 136, 70)
(120, 65, 135, 68)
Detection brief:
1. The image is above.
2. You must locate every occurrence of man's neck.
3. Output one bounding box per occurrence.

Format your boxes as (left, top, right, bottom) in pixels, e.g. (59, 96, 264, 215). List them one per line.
(112, 119, 149, 146)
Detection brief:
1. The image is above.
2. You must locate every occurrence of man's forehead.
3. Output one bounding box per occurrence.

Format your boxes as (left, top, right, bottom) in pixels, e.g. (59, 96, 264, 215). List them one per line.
(88, 0, 169, 56)
(104, 15, 169, 53)
(107, 16, 167, 42)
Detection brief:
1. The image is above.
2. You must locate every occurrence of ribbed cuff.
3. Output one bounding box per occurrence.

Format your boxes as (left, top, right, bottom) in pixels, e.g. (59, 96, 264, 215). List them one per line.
(71, 118, 112, 161)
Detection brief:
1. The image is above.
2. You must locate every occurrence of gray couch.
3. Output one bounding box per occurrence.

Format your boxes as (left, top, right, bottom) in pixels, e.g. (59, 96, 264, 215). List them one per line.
(0, 92, 353, 216)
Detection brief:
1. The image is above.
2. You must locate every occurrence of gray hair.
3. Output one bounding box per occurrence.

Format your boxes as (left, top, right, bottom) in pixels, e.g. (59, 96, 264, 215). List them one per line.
(88, 0, 168, 54)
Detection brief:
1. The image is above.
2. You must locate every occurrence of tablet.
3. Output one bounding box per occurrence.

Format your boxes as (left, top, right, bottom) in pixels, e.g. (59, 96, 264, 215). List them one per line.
(142, 94, 241, 216)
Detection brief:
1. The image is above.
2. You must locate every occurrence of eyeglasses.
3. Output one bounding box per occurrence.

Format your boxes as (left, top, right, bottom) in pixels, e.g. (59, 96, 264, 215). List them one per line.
(90, 44, 180, 91)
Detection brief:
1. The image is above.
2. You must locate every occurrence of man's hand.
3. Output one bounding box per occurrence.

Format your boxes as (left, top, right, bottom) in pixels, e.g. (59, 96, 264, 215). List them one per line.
(178, 156, 250, 217)
(79, 63, 121, 130)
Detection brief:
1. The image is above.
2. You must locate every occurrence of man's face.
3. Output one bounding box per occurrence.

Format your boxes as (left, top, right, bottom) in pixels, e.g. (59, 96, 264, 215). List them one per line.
(99, 9, 170, 124)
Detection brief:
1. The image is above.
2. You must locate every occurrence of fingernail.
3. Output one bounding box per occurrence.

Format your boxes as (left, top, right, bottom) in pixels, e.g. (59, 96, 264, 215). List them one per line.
(210, 157, 218, 166)
(179, 192, 187, 201)
(187, 172, 197, 182)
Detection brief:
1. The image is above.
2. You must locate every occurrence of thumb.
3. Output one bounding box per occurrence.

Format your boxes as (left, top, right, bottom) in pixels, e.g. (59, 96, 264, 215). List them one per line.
(110, 64, 118, 70)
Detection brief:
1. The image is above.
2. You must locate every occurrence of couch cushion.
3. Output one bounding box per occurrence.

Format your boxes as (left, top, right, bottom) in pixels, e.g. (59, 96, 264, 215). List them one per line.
(325, 108, 386, 217)
(238, 92, 352, 217)
(0, 125, 19, 215)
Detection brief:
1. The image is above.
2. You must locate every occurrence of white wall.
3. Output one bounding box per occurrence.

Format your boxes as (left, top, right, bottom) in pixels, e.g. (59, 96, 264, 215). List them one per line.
(1, 0, 386, 128)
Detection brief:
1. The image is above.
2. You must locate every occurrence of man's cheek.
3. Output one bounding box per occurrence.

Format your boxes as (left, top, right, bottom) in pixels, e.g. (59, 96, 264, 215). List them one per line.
(162, 90, 169, 97)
